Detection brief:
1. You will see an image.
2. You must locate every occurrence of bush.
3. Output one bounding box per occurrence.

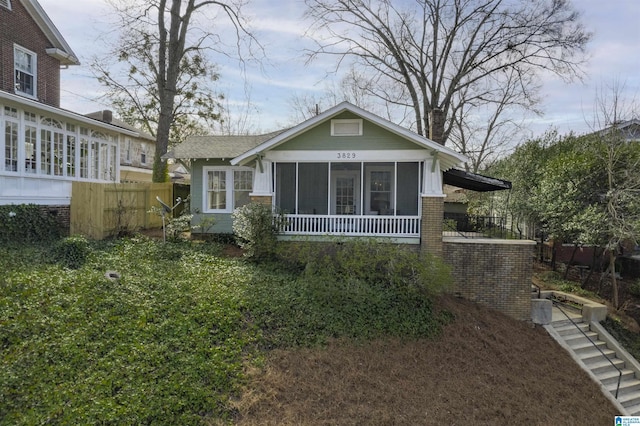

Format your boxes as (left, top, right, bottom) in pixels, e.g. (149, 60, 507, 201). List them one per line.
(51, 235, 90, 269)
(149, 196, 196, 241)
(0, 204, 61, 243)
(278, 238, 452, 295)
(245, 245, 453, 347)
(232, 203, 286, 261)
(629, 280, 640, 298)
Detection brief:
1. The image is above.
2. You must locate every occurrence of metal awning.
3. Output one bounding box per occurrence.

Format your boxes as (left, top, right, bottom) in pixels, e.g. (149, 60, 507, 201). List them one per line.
(443, 168, 511, 192)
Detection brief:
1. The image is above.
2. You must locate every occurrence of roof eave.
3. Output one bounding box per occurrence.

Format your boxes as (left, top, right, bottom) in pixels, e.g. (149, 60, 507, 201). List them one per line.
(24, 0, 80, 66)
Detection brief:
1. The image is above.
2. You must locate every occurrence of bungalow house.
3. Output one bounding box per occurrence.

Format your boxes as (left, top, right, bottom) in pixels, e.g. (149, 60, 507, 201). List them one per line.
(0, 1, 151, 213)
(168, 102, 535, 322)
(167, 101, 472, 255)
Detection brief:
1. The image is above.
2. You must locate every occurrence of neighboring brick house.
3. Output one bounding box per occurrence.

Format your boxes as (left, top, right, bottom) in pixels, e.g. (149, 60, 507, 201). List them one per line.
(0, 0, 146, 210)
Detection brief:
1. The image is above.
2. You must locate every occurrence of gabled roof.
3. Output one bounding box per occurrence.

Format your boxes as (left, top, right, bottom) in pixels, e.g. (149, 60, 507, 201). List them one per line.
(85, 111, 155, 142)
(230, 102, 468, 170)
(596, 119, 640, 140)
(164, 129, 288, 160)
(23, 0, 79, 66)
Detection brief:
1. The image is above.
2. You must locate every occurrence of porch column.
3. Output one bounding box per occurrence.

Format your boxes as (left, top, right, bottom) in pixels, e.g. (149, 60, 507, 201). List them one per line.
(250, 158, 273, 206)
(421, 158, 445, 257)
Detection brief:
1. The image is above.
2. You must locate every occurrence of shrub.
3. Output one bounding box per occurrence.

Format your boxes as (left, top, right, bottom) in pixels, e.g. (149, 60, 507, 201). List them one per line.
(0, 204, 61, 243)
(629, 280, 640, 298)
(51, 235, 90, 269)
(278, 238, 453, 295)
(149, 196, 196, 241)
(232, 203, 286, 261)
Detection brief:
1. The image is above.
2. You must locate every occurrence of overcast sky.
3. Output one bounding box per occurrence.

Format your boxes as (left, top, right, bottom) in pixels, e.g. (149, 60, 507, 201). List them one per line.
(38, 0, 640, 140)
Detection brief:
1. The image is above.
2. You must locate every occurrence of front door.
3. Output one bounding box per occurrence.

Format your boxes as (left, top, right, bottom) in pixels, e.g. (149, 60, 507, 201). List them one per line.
(332, 171, 360, 215)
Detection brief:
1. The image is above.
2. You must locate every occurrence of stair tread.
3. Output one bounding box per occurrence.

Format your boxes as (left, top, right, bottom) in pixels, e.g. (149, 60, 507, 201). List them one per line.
(580, 348, 617, 362)
(569, 340, 607, 351)
(617, 392, 640, 405)
(596, 368, 635, 381)
(622, 403, 640, 416)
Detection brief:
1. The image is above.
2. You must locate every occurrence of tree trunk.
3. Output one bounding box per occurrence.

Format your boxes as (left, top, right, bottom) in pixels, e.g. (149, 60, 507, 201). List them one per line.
(610, 250, 619, 309)
(563, 243, 579, 280)
(581, 246, 599, 289)
(550, 240, 559, 271)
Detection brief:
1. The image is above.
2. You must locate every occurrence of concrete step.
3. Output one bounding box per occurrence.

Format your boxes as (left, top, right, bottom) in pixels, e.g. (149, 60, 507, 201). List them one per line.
(597, 368, 636, 387)
(580, 347, 618, 365)
(618, 391, 640, 409)
(563, 329, 598, 344)
(568, 339, 609, 355)
(589, 357, 626, 375)
(553, 322, 589, 336)
(605, 377, 640, 397)
(623, 402, 640, 416)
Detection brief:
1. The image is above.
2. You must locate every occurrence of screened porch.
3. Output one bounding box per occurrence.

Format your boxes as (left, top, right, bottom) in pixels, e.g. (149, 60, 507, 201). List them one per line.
(274, 161, 422, 237)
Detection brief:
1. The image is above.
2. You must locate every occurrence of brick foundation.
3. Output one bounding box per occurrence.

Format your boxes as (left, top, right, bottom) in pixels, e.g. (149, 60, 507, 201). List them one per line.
(443, 237, 536, 321)
(39, 205, 70, 236)
(250, 195, 273, 205)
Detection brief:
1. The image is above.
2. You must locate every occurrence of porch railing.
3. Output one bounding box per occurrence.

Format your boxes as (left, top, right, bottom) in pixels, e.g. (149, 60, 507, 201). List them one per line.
(280, 214, 421, 237)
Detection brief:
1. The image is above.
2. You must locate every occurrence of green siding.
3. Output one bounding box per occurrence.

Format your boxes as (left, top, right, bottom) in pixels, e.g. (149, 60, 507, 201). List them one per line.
(274, 112, 419, 151)
(190, 159, 236, 234)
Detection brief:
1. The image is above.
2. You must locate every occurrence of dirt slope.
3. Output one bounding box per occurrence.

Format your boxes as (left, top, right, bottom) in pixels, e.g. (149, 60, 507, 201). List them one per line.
(232, 295, 620, 425)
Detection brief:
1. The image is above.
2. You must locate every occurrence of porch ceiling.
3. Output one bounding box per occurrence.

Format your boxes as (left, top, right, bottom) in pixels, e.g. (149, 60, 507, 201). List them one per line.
(443, 168, 512, 192)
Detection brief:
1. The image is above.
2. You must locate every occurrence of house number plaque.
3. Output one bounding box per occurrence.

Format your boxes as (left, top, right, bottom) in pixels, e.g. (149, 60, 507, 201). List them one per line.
(336, 152, 357, 159)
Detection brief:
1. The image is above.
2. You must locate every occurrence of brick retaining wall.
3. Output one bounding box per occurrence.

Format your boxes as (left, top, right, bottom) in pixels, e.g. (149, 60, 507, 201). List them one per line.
(39, 205, 70, 236)
(443, 237, 536, 321)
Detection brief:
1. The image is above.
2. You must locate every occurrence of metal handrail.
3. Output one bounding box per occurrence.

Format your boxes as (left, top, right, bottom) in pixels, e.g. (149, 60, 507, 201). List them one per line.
(552, 300, 622, 399)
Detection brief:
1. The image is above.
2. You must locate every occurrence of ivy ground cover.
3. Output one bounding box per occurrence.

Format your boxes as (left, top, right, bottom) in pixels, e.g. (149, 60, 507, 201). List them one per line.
(0, 237, 448, 424)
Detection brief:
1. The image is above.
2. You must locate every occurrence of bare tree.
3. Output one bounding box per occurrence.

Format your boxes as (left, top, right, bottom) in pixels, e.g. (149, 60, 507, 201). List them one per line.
(588, 82, 640, 309)
(287, 67, 388, 124)
(304, 0, 590, 158)
(93, 0, 259, 182)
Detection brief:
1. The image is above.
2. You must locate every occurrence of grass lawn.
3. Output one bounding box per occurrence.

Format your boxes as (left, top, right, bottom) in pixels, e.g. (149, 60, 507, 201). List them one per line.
(0, 236, 449, 424)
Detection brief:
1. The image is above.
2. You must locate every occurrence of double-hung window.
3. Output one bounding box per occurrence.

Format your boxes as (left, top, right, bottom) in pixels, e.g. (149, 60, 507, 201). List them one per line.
(14, 45, 36, 97)
(203, 167, 253, 212)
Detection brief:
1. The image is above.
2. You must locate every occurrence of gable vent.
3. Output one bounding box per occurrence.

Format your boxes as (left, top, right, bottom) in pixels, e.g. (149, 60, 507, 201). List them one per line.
(331, 119, 362, 136)
(0, 0, 11, 10)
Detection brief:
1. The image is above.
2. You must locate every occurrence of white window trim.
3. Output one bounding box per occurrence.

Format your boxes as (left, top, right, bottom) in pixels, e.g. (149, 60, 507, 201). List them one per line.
(202, 166, 253, 213)
(14, 44, 37, 99)
(0, 0, 11, 10)
(365, 164, 395, 215)
(331, 119, 363, 136)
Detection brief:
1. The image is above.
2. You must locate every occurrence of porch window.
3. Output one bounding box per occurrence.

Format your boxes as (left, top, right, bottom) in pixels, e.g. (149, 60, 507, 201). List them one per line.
(274, 161, 420, 217)
(14, 45, 36, 97)
(203, 167, 253, 213)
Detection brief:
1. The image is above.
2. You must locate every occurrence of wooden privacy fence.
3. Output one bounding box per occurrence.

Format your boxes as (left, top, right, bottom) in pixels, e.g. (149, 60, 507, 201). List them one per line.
(71, 182, 173, 239)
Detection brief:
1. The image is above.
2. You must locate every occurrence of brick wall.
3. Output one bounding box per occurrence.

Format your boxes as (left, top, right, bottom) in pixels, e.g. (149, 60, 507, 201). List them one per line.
(0, 1, 61, 107)
(250, 195, 273, 205)
(443, 238, 536, 321)
(421, 196, 444, 257)
(38, 204, 70, 236)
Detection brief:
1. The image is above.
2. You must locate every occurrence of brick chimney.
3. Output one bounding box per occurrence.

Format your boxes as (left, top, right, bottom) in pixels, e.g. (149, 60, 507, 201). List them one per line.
(102, 110, 113, 123)
(429, 109, 445, 145)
